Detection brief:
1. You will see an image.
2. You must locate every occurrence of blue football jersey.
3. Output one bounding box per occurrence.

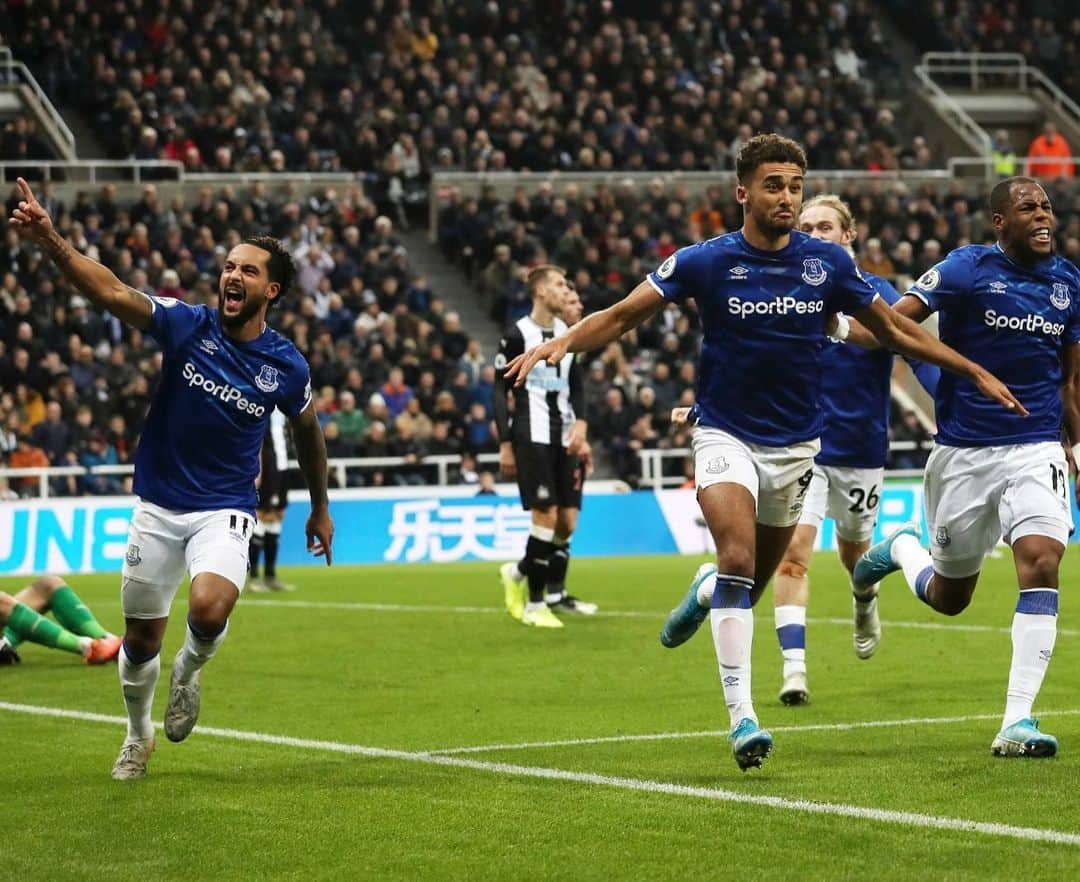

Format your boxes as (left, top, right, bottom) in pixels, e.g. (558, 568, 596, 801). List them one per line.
(908, 244, 1080, 447)
(648, 230, 878, 446)
(133, 298, 312, 513)
(818, 273, 940, 468)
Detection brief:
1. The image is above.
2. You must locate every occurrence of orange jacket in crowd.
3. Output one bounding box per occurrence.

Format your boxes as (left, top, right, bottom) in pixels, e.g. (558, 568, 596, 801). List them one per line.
(1027, 132, 1074, 179)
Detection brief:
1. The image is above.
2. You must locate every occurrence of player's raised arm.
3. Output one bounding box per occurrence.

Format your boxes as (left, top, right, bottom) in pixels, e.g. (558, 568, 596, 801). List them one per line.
(504, 281, 664, 386)
(288, 401, 334, 566)
(8, 177, 153, 330)
(852, 296, 1028, 416)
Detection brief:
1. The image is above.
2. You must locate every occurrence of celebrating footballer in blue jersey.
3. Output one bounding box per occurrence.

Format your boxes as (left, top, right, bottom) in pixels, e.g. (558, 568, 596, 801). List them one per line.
(505, 134, 1023, 772)
(770, 195, 941, 707)
(854, 176, 1080, 758)
(10, 177, 334, 781)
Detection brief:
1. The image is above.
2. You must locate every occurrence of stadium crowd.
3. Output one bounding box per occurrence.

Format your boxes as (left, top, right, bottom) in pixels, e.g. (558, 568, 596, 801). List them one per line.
(7, 0, 920, 194)
(891, 1, 1080, 101)
(0, 181, 502, 497)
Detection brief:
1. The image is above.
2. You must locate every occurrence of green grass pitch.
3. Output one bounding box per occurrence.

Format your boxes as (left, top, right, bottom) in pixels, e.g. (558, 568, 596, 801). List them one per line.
(3, 551, 1080, 881)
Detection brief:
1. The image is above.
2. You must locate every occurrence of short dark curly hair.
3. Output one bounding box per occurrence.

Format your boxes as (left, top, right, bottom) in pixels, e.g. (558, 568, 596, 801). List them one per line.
(243, 235, 296, 303)
(736, 134, 808, 184)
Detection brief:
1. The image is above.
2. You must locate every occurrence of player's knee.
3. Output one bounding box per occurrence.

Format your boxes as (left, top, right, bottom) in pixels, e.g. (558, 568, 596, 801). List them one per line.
(532, 507, 558, 529)
(188, 595, 233, 628)
(776, 559, 808, 580)
(31, 574, 64, 598)
(715, 547, 755, 579)
(1016, 549, 1063, 589)
(556, 509, 578, 536)
(123, 620, 163, 655)
(0, 592, 14, 616)
(937, 588, 974, 617)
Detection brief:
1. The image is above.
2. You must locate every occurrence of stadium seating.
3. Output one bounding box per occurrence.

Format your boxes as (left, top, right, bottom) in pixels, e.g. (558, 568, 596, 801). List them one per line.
(7, 0, 906, 180)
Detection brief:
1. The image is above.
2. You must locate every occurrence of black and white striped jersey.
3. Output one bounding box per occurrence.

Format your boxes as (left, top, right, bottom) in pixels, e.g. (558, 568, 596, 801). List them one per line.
(494, 316, 585, 447)
(264, 408, 289, 472)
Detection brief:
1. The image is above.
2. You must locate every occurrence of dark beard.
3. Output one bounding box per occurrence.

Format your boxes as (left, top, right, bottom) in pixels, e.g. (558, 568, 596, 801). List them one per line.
(219, 294, 263, 328)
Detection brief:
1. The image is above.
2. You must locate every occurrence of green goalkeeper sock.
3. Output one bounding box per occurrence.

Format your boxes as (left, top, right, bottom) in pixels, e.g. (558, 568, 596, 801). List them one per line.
(48, 585, 109, 638)
(2, 625, 21, 649)
(7, 603, 86, 656)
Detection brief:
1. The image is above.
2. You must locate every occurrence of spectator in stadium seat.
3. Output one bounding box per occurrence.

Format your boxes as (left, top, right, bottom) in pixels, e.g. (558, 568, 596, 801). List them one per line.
(1027, 122, 1075, 179)
(991, 130, 1018, 178)
(860, 238, 896, 281)
(9, 434, 49, 497)
(380, 367, 414, 420)
(31, 400, 70, 465)
(333, 390, 369, 450)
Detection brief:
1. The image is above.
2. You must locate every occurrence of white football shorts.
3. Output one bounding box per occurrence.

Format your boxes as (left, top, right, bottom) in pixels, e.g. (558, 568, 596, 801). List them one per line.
(693, 427, 820, 527)
(121, 498, 254, 619)
(924, 441, 1073, 578)
(798, 464, 885, 542)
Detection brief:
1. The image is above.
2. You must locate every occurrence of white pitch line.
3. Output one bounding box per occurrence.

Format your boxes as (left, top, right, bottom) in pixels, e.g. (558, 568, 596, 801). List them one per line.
(239, 598, 1080, 637)
(427, 709, 1080, 755)
(2, 700, 1079, 847)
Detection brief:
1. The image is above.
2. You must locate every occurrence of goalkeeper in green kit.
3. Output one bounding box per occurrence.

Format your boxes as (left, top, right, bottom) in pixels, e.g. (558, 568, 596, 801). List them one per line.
(0, 575, 121, 665)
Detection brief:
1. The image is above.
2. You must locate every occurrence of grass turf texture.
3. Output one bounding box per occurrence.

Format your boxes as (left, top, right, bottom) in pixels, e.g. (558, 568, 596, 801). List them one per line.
(3, 552, 1080, 881)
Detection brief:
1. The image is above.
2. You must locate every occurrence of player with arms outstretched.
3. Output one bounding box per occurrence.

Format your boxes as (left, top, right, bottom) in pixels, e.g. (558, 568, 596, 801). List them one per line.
(506, 135, 1024, 771)
(854, 176, 1080, 757)
(10, 178, 334, 780)
(0, 575, 121, 665)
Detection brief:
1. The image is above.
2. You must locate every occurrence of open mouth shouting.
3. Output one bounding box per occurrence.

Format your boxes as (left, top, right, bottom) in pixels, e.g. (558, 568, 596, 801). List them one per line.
(1030, 226, 1053, 250)
(223, 282, 246, 313)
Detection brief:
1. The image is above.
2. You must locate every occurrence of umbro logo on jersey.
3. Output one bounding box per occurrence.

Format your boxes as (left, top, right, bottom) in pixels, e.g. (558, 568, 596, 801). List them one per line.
(199, 338, 218, 355)
(1051, 283, 1071, 310)
(988, 281, 1007, 295)
(729, 265, 750, 279)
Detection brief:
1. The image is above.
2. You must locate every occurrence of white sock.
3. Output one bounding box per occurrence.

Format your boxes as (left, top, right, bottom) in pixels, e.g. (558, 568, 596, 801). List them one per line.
(774, 604, 807, 678)
(173, 620, 229, 685)
(696, 573, 717, 607)
(119, 645, 160, 741)
(1003, 589, 1058, 728)
(710, 578, 756, 728)
(891, 533, 933, 597)
(524, 601, 546, 613)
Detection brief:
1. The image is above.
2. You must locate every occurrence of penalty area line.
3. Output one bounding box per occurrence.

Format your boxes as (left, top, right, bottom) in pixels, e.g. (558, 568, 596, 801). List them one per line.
(2, 700, 1080, 847)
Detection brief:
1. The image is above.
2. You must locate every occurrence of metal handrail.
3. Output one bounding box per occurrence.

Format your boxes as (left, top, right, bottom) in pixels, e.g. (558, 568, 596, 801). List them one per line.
(0, 159, 185, 184)
(948, 155, 1079, 177)
(637, 443, 936, 491)
(920, 52, 1080, 123)
(912, 63, 992, 158)
(0, 453, 502, 499)
(0, 54, 76, 155)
